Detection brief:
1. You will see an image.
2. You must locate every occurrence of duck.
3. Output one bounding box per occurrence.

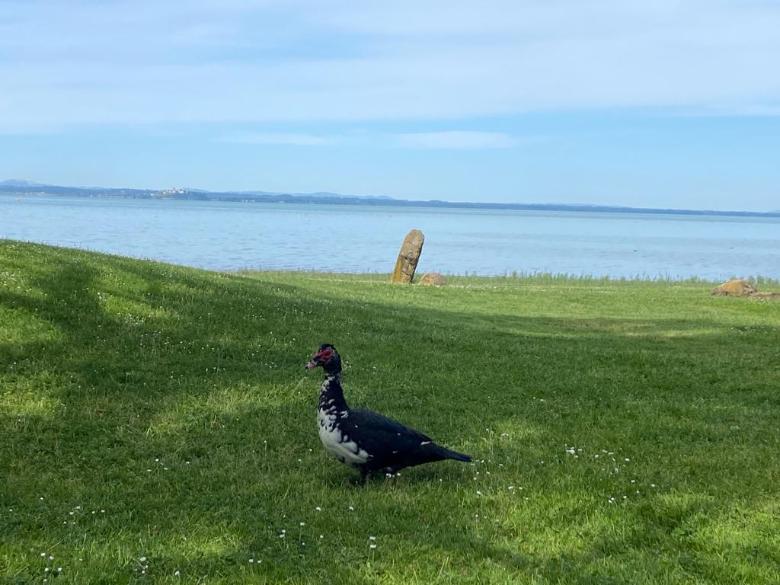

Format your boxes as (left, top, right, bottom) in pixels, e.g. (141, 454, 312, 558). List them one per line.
(305, 343, 472, 482)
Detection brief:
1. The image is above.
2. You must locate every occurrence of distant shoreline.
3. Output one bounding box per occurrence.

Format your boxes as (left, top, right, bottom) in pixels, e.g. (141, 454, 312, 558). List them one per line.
(2, 182, 779, 219)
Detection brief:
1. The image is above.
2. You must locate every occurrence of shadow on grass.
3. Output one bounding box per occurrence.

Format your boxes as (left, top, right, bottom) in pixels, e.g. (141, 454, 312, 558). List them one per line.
(1, 242, 779, 583)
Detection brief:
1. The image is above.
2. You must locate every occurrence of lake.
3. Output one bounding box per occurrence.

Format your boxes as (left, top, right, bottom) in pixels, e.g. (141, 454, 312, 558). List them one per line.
(1, 195, 778, 280)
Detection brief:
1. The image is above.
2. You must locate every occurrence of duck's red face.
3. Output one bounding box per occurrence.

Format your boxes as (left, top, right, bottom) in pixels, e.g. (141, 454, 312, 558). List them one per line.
(306, 344, 336, 370)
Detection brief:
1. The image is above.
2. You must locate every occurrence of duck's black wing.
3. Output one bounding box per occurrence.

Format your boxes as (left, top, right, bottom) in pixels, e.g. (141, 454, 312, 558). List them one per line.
(345, 408, 469, 472)
(349, 408, 432, 442)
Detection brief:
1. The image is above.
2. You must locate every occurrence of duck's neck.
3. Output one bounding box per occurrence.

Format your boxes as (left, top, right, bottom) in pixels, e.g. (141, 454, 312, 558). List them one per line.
(319, 373, 349, 413)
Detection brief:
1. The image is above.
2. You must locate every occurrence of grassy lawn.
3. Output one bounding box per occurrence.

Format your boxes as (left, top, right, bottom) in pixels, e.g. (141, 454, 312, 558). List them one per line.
(1, 240, 778, 584)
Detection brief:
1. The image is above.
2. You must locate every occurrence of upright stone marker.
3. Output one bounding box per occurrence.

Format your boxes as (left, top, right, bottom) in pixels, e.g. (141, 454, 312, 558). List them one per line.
(391, 229, 425, 283)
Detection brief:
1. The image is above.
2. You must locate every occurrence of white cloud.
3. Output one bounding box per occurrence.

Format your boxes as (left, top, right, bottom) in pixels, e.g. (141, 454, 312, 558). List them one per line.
(1, 0, 780, 131)
(219, 130, 520, 149)
(220, 132, 334, 145)
(395, 131, 516, 149)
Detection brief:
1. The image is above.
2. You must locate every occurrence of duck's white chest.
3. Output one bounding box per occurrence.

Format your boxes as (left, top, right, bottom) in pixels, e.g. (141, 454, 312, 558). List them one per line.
(317, 409, 369, 466)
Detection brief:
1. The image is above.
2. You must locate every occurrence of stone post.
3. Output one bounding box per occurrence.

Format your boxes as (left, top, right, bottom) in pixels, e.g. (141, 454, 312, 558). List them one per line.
(391, 229, 425, 283)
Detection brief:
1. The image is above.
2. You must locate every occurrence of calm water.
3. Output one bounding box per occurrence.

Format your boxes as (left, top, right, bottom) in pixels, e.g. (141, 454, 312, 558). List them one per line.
(1, 195, 778, 280)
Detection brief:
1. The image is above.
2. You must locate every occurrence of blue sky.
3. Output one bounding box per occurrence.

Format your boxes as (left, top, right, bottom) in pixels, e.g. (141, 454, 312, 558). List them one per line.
(1, 0, 779, 211)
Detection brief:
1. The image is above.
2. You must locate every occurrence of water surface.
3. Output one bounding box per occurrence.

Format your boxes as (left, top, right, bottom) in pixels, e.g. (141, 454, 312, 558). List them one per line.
(1, 196, 777, 280)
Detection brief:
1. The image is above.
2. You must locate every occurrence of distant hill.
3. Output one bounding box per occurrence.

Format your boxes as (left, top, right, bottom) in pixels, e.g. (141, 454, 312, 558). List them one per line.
(1, 180, 778, 218)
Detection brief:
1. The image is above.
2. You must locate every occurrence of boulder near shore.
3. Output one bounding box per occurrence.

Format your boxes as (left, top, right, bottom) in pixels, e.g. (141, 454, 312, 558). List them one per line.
(419, 272, 447, 286)
(711, 279, 758, 297)
(710, 278, 779, 299)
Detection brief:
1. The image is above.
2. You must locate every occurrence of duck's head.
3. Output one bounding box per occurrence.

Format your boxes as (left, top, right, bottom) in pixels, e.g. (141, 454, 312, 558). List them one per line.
(305, 343, 342, 375)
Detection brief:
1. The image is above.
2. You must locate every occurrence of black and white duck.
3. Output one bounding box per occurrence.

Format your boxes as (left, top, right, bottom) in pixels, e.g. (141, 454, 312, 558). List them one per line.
(305, 343, 471, 482)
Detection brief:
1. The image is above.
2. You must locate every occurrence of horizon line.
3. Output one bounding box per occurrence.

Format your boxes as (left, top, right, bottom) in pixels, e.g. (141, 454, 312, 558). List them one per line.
(1, 179, 778, 218)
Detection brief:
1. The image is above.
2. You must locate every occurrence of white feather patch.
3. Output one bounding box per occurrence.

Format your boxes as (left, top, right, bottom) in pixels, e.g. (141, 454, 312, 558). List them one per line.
(317, 409, 369, 465)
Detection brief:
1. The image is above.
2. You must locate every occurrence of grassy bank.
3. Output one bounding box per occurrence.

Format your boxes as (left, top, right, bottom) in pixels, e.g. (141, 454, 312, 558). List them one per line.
(1, 240, 778, 584)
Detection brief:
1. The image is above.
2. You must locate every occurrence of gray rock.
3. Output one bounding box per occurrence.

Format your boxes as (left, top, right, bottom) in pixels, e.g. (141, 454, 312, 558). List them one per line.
(711, 279, 757, 297)
(391, 229, 425, 283)
(419, 272, 446, 286)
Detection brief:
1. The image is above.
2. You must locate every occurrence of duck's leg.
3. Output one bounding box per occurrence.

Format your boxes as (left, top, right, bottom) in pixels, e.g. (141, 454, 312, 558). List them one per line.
(382, 465, 401, 477)
(358, 467, 370, 485)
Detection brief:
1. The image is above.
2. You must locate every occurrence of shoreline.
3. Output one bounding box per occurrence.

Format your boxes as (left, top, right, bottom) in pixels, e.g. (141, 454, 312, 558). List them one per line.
(3, 238, 779, 287)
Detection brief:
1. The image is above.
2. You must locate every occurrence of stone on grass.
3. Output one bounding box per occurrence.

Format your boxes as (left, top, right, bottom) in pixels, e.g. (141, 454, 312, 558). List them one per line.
(391, 229, 425, 284)
(711, 279, 757, 297)
(419, 272, 446, 286)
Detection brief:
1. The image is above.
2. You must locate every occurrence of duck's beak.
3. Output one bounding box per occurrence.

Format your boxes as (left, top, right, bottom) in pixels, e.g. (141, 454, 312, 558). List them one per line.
(305, 359, 318, 370)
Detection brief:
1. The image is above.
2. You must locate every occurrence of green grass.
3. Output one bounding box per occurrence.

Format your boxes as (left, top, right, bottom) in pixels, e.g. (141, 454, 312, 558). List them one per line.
(1, 240, 778, 585)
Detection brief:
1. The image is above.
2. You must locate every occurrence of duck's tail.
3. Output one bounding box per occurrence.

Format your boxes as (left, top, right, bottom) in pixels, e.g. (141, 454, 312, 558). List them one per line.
(434, 445, 472, 463)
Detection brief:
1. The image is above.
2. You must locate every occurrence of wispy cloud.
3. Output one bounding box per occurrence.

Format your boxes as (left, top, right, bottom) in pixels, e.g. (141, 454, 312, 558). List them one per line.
(220, 132, 334, 145)
(395, 131, 516, 149)
(218, 129, 521, 149)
